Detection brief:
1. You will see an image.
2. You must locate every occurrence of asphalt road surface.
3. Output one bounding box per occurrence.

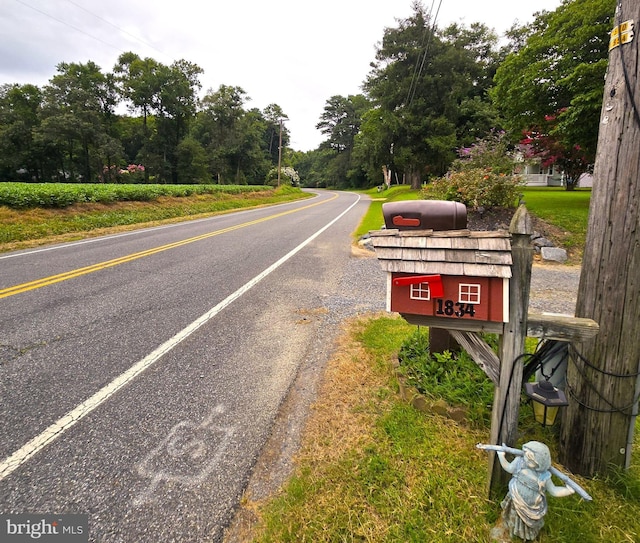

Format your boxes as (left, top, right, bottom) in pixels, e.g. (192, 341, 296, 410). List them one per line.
(0, 190, 383, 542)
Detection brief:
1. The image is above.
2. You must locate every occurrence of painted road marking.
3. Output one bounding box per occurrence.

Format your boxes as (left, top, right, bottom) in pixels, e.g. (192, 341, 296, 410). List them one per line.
(133, 405, 235, 505)
(0, 194, 360, 482)
(0, 194, 336, 300)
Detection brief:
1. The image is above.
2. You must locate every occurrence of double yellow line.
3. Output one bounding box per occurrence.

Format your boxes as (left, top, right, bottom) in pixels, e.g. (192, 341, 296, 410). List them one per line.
(0, 194, 336, 300)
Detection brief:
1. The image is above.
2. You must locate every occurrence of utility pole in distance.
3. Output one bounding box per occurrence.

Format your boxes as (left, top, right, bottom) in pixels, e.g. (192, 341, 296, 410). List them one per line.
(559, 0, 640, 476)
(277, 118, 283, 187)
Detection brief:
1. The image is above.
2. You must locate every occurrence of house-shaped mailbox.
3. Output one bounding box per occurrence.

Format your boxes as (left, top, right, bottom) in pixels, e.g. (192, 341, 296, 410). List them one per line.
(370, 228, 512, 326)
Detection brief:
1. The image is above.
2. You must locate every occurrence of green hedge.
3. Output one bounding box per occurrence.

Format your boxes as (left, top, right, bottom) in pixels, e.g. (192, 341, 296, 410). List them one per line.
(0, 183, 270, 209)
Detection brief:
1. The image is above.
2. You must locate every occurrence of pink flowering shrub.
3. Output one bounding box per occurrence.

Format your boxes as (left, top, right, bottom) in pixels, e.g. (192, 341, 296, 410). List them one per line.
(422, 168, 523, 209)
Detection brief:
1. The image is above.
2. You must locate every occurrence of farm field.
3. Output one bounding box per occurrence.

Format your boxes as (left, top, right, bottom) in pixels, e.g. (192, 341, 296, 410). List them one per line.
(0, 183, 308, 250)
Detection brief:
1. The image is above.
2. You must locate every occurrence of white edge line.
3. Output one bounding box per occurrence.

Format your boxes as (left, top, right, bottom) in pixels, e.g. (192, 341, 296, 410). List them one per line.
(0, 192, 359, 482)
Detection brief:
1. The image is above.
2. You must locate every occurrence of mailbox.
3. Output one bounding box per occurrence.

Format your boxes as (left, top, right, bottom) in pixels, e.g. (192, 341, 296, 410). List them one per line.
(383, 200, 467, 231)
(370, 225, 512, 329)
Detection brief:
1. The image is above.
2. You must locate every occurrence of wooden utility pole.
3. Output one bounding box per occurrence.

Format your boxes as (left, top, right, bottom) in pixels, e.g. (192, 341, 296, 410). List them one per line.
(277, 118, 283, 187)
(559, 0, 640, 476)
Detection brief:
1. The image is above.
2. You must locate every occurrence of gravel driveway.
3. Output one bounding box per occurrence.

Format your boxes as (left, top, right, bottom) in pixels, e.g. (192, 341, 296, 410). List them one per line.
(530, 262, 581, 315)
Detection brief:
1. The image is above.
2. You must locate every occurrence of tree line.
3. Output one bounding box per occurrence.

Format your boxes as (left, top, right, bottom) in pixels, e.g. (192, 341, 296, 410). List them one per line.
(299, 0, 614, 190)
(0, 0, 614, 188)
(0, 54, 288, 185)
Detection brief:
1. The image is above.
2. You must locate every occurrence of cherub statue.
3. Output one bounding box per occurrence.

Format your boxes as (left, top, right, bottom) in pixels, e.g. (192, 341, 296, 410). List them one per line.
(496, 440, 574, 541)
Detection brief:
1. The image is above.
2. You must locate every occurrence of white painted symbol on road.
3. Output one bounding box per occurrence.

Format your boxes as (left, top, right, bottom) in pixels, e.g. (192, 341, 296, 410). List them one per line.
(133, 405, 235, 505)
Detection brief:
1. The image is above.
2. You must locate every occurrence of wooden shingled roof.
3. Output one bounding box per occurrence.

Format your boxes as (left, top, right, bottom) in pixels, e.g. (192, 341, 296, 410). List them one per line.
(369, 228, 513, 279)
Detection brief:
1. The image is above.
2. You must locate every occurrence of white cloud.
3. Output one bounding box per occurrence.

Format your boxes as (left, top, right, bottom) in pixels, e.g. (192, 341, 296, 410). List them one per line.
(2, 0, 562, 151)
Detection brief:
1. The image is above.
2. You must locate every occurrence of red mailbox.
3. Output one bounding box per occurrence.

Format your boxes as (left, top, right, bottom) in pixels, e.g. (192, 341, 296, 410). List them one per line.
(389, 273, 507, 323)
(370, 228, 512, 328)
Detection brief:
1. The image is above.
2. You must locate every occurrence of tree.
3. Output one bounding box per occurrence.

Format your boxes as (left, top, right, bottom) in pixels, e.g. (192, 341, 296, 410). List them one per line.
(316, 94, 369, 188)
(194, 85, 249, 183)
(262, 103, 289, 164)
(153, 60, 203, 183)
(0, 83, 43, 181)
(37, 61, 122, 182)
(559, 0, 640, 477)
(114, 52, 162, 181)
(176, 136, 210, 183)
(519, 117, 591, 190)
(361, 2, 501, 188)
(492, 0, 616, 168)
(191, 86, 275, 184)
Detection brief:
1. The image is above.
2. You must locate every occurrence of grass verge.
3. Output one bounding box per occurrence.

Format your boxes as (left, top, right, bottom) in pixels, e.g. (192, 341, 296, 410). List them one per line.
(0, 186, 309, 252)
(521, 188, 591, 258)
(354, 185, 420, 238)
(242, 315, 640, 543)
(355, 185, 590, 260)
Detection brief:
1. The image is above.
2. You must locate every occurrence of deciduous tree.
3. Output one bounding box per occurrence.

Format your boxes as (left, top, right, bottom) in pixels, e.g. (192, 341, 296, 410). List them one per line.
(492, 0, 616, 166)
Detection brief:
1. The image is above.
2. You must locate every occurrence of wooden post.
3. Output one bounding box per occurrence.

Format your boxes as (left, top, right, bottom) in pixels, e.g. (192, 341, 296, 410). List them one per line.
(488, 205, 533, 497)
(277, 118, 283, 187)
(559, 1, 640, 476)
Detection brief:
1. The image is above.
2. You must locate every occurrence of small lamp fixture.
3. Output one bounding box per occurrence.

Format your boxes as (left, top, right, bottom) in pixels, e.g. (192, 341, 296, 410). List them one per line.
(524, 380, 569, 426)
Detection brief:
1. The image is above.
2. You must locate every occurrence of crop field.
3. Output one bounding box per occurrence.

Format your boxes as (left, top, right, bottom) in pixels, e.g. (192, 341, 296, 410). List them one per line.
(0, 182, 270, 209)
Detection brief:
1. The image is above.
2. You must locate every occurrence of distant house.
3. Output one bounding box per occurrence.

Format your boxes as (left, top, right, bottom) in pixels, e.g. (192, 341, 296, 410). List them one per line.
(520, 161, 593, 188)
(521, 161, 564, 187)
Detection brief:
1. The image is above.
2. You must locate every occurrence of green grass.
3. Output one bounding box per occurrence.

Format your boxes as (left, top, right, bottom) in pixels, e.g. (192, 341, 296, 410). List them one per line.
(354, 185, 421, 238)
(354, 185, 591, 257)
(250, 315, 640, 543)
(0, 185, 309, 249)
(521, 187, 591, 254)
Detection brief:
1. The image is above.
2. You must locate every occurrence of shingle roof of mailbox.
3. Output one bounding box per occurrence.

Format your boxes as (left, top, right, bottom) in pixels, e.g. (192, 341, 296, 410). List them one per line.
(369, 228, 512, 279)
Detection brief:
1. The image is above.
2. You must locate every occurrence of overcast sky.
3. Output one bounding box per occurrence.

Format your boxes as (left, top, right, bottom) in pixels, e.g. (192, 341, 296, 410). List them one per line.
(2, 0, 562, 151)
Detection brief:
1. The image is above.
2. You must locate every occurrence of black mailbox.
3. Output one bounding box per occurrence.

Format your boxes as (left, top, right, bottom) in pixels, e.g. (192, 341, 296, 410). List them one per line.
(382, 200, 467, 231)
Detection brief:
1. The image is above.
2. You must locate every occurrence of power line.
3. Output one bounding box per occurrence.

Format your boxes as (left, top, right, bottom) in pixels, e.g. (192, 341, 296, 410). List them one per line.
(14, 0, 127, 54)
(14, 0, 171, 62)
(63, 0, 171, 61)
(406, 0, 443, 108)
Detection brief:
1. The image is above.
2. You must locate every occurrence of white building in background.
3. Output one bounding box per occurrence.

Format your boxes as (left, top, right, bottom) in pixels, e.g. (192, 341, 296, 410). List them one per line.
(520, 161, 593, 188)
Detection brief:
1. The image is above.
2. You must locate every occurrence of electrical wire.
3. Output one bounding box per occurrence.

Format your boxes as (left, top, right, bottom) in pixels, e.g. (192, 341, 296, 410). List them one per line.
(63, 0, 170, 61)
(14, 0, 171, 62)
(405, 0, 443, 108)
(566, 343, 640, 415)
(616, 0, 640, 129)
(14, 0, 127, 54)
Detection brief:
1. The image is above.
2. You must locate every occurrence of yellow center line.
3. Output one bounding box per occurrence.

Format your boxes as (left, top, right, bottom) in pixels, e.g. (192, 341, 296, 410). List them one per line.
(0, 193, 338, 300)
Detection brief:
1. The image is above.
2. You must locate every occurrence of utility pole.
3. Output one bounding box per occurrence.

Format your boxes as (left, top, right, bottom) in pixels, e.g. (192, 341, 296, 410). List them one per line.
(559, 0, 640, 476)
(277, 118, 283, 187)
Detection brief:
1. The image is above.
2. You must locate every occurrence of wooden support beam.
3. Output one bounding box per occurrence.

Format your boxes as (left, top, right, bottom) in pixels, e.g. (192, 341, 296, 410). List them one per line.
(448, 330, 500, 385)
(526, 312, 599, 342)
(401, 314, 503, 334)
(402, 312, 599, 342)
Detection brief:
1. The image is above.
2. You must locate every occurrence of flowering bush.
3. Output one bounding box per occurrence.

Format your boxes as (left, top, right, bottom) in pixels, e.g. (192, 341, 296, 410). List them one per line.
(100, 164, 146, 183)
(422, 168, 523, 209)
(266, 166, 300, 187)
(452, 131, 519, 175)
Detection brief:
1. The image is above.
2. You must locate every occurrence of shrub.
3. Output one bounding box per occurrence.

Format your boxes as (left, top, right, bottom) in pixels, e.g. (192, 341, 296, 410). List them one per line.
(454, 130, 518, 175)
(422, 168, 523, 209)
(266, 166, 300, 187)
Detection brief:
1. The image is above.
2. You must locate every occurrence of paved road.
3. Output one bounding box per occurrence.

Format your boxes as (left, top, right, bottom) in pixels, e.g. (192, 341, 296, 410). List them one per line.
(0, 190, 383, 542)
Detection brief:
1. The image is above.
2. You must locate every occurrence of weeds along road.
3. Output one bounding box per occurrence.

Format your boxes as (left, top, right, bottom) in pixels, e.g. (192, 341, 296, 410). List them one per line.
(0, 190, 383, 542)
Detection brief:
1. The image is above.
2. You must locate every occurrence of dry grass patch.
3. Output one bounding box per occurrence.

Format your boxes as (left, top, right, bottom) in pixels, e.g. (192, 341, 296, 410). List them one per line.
(239, 314, 496, 543)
